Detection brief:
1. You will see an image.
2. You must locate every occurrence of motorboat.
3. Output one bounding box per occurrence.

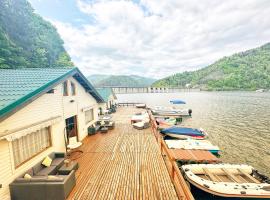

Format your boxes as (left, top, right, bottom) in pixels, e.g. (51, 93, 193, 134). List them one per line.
(151, 106, 191, 116)
(135, 103, 146, 108)
(161, 127, 207, 140)
(165, 139, 220, 155)
(181, 164, 270, 199)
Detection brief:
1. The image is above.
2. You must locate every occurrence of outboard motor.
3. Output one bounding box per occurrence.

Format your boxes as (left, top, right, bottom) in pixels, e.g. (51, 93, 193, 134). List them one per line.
(188, 109, 192, 116)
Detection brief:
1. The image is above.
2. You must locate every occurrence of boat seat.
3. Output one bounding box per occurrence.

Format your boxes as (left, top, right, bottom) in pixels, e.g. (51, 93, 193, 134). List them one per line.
(222, 168, 242, 183)
(238, 169, 260, 184)
(203, 168, 219, 182)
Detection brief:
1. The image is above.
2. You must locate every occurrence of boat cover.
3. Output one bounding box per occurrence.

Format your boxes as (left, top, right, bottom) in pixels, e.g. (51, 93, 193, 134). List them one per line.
(161, 127, 204, 136)
(170, 100, 186, 104)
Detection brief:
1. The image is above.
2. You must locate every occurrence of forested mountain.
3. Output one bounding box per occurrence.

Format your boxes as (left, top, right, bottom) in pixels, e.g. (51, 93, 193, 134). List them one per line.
(88, 74, 156, 87)
(153, 43, 270, 90)
(0, 0, 73, 69)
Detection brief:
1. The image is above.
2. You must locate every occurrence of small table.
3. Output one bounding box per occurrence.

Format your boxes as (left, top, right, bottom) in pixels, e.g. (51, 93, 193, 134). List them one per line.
(58, 161, 79, 175)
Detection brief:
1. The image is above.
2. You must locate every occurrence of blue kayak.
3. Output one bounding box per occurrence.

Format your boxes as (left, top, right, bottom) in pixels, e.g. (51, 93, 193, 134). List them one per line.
(161, 127, 204, 137)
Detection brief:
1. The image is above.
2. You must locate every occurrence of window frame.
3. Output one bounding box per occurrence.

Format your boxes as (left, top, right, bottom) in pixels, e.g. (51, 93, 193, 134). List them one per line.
(12, 127, 52, 169)
(63, 81, 69, 96)
(85, 109, 94, 124)
(71, 81, 76, 96)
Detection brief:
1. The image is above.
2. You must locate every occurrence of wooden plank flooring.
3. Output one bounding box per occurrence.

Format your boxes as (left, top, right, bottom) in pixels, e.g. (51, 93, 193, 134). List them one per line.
(68, 107, 178, 200)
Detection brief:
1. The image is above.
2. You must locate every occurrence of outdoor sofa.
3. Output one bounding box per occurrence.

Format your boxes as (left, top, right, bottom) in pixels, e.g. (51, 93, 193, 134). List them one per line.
(9, 152, 76, 200)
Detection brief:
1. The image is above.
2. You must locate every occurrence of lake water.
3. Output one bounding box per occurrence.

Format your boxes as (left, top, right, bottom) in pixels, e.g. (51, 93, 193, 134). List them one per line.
(117, 92, 270, 176)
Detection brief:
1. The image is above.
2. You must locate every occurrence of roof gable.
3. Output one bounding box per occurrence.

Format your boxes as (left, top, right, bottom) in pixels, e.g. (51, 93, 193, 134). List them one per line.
(0, 68, 104, 121)
(96, 88, 116, 102)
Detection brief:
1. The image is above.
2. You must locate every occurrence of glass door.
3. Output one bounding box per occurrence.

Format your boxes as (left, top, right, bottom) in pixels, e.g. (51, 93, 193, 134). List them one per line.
(65, 115, 78, 143)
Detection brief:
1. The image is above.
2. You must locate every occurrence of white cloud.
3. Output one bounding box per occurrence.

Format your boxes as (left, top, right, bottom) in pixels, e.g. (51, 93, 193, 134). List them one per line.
(52, 0, 270, 78)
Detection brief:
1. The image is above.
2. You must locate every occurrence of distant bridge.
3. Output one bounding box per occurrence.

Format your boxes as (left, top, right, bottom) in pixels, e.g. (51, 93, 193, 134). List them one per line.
(101, 86, 200, 94)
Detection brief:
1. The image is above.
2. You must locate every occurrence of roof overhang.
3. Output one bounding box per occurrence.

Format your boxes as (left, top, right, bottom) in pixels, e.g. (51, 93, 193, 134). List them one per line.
(0, 67, 105, 122)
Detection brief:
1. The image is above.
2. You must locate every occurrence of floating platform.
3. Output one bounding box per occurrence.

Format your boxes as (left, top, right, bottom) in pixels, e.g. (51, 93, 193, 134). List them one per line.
(170, 149, 221, 164)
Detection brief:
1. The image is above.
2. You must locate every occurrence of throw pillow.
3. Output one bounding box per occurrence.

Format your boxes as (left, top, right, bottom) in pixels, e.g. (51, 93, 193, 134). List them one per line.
(24, 173, 32, 179)
(42, 156, 52, 167)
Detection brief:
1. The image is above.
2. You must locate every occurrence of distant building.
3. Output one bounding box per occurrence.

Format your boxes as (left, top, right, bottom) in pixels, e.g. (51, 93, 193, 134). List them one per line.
(0, 68, 104, 199)
(96, 88, 117, 114)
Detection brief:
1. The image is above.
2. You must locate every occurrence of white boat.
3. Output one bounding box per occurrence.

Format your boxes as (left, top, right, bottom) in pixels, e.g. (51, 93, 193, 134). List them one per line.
(182, 164, 270, 198)
(151, 106, 191, 116)
(135, 103, 146, 108)
(165, 139, 220, 155)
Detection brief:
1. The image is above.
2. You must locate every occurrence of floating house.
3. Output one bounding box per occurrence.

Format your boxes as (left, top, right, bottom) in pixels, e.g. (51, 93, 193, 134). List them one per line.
(0, 68, 104, 199)
(96, 88, 117, 114)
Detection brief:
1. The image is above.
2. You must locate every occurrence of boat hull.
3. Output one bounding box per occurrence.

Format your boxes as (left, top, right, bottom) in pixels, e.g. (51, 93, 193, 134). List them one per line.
(182, 164, 270, 199)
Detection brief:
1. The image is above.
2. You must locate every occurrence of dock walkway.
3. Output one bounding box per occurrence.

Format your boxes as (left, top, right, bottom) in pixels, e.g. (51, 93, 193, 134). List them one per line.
(68, 107, 178, 200)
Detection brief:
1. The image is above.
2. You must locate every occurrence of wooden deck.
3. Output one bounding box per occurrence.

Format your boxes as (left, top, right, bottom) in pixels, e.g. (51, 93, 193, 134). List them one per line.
(68, 107, 178, 200)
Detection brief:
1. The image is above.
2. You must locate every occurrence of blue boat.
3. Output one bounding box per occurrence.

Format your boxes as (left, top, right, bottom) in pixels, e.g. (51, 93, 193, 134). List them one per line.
(170, 99, 186, 104)
(161, 127, 207, 139)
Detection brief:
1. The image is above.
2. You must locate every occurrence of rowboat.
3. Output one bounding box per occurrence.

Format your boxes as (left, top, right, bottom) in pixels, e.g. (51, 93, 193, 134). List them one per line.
(182, 164, 270, 199)
(165, 139, 220, 155)
(161, 127, 207, 140)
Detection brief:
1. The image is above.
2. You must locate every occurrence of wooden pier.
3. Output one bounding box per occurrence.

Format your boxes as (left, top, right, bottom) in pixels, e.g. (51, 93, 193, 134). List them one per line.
(68, 107, 194, 200)
(107, 86, 200, 94)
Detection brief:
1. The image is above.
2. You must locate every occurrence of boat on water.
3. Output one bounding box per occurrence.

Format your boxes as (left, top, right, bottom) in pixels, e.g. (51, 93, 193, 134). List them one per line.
(156, 117, 176, 125)
(151, 106, 192, 116)
(135, 103, 146, 108)
(181, 164, 270, 199)
(161, 127, 207, 140)
(165, 139, 220, 155)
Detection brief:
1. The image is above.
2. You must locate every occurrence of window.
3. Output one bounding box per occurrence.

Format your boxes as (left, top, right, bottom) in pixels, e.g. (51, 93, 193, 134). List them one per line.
(63, 81, 68, 96)
(12, 127, 51, 167)
(85, 109, 94, 124)
(71, 82, 76, 96)
(47, 89, 55, 94)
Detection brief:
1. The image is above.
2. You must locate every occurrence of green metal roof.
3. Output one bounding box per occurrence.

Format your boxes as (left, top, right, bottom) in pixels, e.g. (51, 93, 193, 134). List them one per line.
(0, 68, 104, 121)
(96, 88, 116, 102)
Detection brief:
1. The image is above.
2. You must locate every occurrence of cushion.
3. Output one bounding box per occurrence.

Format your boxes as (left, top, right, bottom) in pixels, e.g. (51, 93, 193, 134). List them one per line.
(15, 178, 31, 183)
(24, 173, 32, 179)
(36, 166, 57, 176)
(30, 177, 48, 182)
(48, 175, 59, 180)
(46, 176, 64, 182)
(42, 156, 52, 167)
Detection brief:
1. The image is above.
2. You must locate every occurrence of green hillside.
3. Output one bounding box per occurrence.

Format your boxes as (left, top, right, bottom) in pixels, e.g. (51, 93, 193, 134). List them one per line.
(153, 43, 270, 90)
(88, 74, 156, 87)
(0, 0, 73, 69)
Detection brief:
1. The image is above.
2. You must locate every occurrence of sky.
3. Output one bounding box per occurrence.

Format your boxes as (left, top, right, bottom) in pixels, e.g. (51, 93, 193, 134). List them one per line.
(28, 0, 270, 78)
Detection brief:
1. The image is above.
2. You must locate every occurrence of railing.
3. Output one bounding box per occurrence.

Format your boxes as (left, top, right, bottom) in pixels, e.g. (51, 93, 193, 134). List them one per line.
(117, 102, 142, 107)
(148, 111, 194, 200)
